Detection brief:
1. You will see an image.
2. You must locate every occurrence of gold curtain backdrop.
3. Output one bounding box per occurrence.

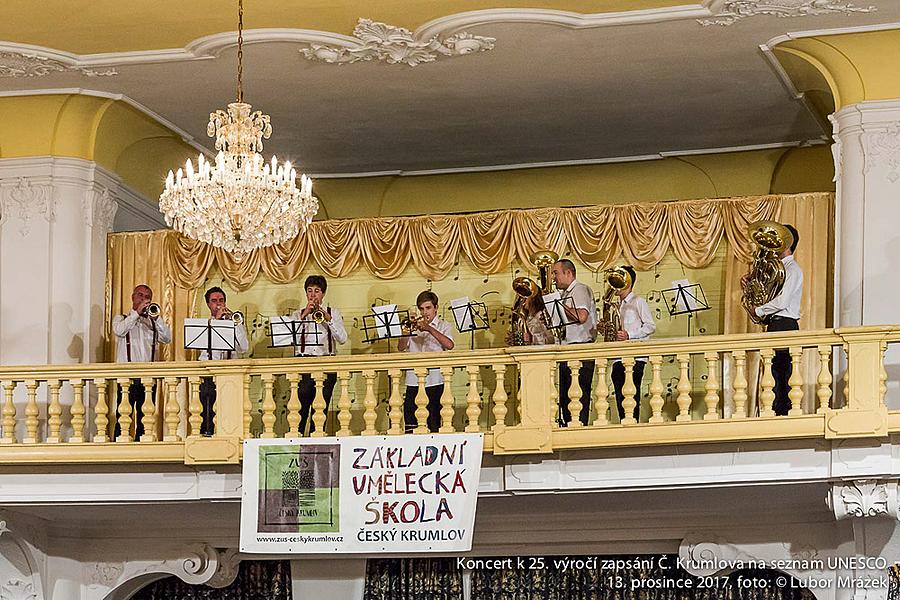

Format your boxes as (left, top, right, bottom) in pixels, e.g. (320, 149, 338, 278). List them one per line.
(106, 192, 833, 363)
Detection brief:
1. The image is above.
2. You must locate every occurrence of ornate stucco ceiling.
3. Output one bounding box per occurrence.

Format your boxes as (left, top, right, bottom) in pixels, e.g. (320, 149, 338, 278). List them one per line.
(1, 1, 899, 176)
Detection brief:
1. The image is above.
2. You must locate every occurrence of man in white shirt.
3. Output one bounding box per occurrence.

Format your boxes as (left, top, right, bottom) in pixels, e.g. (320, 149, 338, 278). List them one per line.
(744, 224, 803, 415)
(609, 266, 657, 422)
(398, 291, 455, 433)
(289, 275, 348, 434)
(198, 286, 250, 436)
(112, 284, 172, 440)
(551, 259, 598, 426)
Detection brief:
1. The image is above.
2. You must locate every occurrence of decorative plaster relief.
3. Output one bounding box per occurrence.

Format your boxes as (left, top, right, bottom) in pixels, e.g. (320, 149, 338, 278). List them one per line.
(85, 562, 124, 587)
(0, 51, 116, 78)
(0, 178, 56, 237)
(0, 580, 36, 600)
(698, 1, 876, 26)
(299, 18, 495, 66)
(863, 125, 900, 183)
(206, 548, 240, 589)
(83, 186, 119, 233)
(0, 522, 7, 538)
(827, 479, 895, 520)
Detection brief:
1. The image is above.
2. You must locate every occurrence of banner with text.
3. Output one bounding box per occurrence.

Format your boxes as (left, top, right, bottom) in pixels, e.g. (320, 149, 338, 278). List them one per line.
(240, 434, 484, 553)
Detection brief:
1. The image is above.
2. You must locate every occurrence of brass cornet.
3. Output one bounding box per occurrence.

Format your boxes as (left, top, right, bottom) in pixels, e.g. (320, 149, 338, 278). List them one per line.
(400, 312, 425, 334)
(143, 303, 161, 319)
(310, 305, 327, 324)
(222, 308, 244, 325)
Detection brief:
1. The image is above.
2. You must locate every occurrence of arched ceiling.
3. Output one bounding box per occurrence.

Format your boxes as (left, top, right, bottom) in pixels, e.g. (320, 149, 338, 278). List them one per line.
(1, 0, 899, 183)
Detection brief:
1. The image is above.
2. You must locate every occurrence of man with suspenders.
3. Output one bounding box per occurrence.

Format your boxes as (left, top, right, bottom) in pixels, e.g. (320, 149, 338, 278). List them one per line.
(289, 275, 348, 434)
(112, 284, 172, 440)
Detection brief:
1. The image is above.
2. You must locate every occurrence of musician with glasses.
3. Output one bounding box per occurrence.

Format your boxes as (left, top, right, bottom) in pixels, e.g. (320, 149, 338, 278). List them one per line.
(289, 275, 348, 434)
(112, 284, 172, 440)
(197, 286, 249, 436)
(550, 259, 597, 426)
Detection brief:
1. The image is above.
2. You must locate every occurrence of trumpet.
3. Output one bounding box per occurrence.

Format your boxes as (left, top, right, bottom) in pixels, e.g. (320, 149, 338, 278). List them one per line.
(400, 313, 425, 334)
(221, 308, 244, 325)
(309, 305, 327, 324)
(142, 303, 161, 319)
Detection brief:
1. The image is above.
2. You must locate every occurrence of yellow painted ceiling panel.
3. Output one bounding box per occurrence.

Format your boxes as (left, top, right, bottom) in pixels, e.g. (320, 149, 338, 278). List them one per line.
(0, 0, 686, 54)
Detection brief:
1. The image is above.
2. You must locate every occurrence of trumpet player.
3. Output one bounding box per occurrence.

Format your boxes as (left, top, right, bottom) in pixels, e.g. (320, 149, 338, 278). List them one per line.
(398, 291, 454, 433)
(112, 284, 171, 440)
(609, 266, 656, 423)
(290, 275, 348, 434)
(551, 259, 597, 426)
(741, 224, 802, 415)
(197, 287, 250, 436)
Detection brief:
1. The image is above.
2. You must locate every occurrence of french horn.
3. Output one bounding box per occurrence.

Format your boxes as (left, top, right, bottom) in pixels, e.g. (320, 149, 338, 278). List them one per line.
(741, 220, 793, 325)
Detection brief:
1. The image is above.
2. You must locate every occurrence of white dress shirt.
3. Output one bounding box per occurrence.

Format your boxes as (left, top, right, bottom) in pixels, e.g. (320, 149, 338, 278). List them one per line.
(755, 255, 803, 321)
(113, 310, 172, 363)
(404, 317, 454, 387)
(560, 280, 597, 344)
(289, 306, 348, 356)
(198, 322, 249, 361)
(618, 292, 657, 363)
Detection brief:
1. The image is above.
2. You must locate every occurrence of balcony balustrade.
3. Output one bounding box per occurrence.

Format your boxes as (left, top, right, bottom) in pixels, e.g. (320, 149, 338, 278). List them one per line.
(0, 326, 897, 465)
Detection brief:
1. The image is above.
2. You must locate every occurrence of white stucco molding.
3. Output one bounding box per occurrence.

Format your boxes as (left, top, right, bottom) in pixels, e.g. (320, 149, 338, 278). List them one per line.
(0, 156, 164, 232)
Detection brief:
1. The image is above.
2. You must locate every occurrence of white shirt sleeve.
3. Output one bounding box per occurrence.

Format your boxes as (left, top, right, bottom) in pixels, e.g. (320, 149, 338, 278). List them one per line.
(235, 324, 249, 354)
(328, 307, 348, 345)
(153, 319, 172, 344)
(755, 263, 804, 318)
(113, 310, 140, 338)
(625, 296, 656, 340)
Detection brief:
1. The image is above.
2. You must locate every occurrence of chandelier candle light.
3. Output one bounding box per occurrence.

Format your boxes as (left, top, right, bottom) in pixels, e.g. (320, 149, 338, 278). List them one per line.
(159, 0, 318, 254)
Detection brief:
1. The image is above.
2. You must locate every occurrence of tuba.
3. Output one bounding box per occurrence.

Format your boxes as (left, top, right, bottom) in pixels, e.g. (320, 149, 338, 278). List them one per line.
(507, 250, 558, 346)
(598, 266, 632, 342)
(741, 220, 793, 325)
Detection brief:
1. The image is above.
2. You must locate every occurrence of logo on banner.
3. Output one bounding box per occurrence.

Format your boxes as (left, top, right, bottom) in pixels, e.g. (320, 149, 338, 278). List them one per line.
(259, 444, 340, 533)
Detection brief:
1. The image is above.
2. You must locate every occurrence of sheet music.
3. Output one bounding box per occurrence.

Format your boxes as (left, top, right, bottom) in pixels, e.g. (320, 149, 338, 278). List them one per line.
(184, 318, 236, 351)
(372, 304, 401, 338)
(269, 316, 298, 348)
(672, 279, 699, 311)
(450, 296, 473, 332)
(542, 291, 564, 327)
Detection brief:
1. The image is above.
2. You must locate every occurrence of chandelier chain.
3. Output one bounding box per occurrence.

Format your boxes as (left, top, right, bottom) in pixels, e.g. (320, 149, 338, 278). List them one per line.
(237, 0, 244, 103)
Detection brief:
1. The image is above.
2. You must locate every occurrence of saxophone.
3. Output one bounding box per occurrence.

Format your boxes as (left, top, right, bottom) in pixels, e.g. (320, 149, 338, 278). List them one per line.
(741, 220, 793, 325)
(598, 266, 632, 342)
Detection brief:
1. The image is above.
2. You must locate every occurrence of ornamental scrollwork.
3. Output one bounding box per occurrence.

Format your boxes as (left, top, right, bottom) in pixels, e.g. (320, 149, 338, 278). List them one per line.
(698, 0, 876, 26)
(299, 18, 495, 67)
(0, 51, 116, 78)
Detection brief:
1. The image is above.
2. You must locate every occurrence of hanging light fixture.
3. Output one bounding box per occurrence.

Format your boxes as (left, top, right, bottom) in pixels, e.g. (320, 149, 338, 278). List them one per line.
(159, 0, 318, 254)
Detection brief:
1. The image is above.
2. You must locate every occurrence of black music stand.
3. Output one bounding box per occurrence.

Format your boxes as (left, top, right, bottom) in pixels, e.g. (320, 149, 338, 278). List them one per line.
(269, 316, 323, 354)
(184, 318, 236, 357)
(542, 294, 579, 335)
(449, 299, 489, 350)
(361, 306, 411, 352)
(662, 282, 711, 337)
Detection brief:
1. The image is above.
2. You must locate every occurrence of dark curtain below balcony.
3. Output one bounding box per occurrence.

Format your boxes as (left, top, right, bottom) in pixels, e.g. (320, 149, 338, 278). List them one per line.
(131, 560, 291, 600)
(364, 557, 463, 600)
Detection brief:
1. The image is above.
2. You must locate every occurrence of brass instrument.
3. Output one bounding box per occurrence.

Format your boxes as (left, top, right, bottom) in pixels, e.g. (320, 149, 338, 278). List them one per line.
(309, 304, 327, 324)
(143, 303, 161, 319)
(599, 266, 633, 342)
(400, 312, 425, 335)
(222, 308, 244, 325)
(741, 220, 793, 325)
(507, 250, 558, 346)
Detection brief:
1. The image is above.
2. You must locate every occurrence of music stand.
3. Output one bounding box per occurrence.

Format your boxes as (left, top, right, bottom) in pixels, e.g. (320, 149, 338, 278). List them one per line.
(542, 292, 579, 335)
(661, 281, 711, 337)
(449, 297, 489, 350)
(268, 316, 323, 355)
(361, 304, 410, 352)
(184, 318, 236, 357)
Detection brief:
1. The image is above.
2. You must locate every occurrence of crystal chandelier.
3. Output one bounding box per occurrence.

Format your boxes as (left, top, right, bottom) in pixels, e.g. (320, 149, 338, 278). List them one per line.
(159, 0, 318, 254)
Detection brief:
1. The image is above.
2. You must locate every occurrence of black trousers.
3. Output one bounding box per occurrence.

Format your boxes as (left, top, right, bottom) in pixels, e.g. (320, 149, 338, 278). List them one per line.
(611, 360, 646, 422)
(199, 377, 216, 436)
(558, 360, 595, 426)
(767, 316, 799, 416)
(404, 385, 444, 433)
(115, 379, 155, 439)
(298, 373, 338, 435)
